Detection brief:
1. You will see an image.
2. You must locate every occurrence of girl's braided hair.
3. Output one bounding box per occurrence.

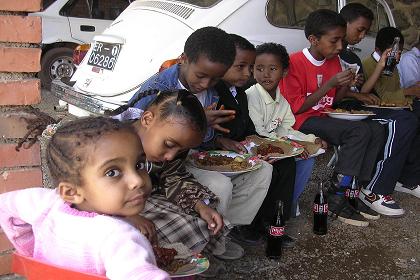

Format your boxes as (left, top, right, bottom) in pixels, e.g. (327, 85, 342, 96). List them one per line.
(46, 117, 135, 187)
(108, 89, 207, 136)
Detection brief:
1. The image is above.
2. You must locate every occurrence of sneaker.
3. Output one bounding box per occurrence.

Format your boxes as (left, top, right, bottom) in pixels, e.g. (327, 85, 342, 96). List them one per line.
(395, 182, 420, 198)
(327, 192, 369, 227)
(355, 198, 380, 220)
(199, 254, 227, 278)
(214, 238, 244, 260)
(228, 225, 264, 246)
(359, 188, 405, 217)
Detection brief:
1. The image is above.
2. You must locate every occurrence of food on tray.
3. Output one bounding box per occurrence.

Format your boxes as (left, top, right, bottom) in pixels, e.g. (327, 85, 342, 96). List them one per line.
(379, 101, 409, 107)
(256, 143, 284, 156)
(195, 155, 250, 171)
(153, 246, 178, 269)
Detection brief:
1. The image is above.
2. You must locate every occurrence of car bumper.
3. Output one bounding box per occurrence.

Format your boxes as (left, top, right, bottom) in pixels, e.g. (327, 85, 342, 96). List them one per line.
(51, 79, 122, 115)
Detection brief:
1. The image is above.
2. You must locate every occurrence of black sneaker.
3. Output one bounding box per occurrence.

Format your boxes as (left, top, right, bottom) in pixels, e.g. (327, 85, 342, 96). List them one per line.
(355, 198, 380, 220)
(327, 192, 369, 227)
(228, 225, 264, 246)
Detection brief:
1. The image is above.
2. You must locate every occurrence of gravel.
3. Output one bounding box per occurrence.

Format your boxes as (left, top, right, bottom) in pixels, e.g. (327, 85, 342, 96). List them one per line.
(2, 90, 419, 280)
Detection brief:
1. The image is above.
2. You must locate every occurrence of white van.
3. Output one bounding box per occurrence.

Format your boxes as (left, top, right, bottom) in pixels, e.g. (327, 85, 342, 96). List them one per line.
(51, 0, 396, 116)
(30, 0, 131, 88)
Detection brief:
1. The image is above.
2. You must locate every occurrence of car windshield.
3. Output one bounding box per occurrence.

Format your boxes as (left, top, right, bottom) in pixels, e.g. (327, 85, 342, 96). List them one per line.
(173, 0, 221, 8)
(42, 0, 56, 10)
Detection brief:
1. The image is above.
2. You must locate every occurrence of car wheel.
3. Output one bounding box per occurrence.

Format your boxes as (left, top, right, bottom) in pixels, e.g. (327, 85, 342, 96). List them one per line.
(40, 47, 76, 89)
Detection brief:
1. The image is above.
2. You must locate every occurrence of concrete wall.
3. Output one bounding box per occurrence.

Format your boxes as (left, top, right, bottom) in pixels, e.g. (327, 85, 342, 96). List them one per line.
(388, 0, 420, 48)
(0, 0, 42, 275)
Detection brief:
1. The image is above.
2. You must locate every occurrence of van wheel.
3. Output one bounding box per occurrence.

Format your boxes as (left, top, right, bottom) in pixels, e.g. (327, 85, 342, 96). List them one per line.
(40, 47, 76, 89)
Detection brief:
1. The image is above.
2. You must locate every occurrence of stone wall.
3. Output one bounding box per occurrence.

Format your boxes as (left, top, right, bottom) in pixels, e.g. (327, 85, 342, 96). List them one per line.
(388, 0, 420, 48)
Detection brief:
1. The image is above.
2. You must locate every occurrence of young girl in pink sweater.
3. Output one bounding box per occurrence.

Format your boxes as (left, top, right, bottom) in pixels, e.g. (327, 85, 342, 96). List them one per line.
(0, 117, 170, 280)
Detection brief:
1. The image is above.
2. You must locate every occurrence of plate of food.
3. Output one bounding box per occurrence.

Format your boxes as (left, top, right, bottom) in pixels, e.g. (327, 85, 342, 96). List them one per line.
(189, 150, 262, 176)
(243, 135, 304, 160)
(154, 243, 209, 278)
(321, 108, 375, 121)
(363, 102, 410, 110)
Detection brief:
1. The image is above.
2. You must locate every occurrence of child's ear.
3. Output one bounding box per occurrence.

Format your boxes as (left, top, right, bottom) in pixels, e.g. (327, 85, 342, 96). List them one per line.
(58, 182, 84, 204)
(308, 35, 319, 46)
(179, 53, 188, 65)
(140, 110, 155, 129)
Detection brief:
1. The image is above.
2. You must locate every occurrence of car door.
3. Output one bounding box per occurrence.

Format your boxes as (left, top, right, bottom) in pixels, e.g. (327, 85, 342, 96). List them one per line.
(343, 0, 396, 59)
(61, 0, 130, 44)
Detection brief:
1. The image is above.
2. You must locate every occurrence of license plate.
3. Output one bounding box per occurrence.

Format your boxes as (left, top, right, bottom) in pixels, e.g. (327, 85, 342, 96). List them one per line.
(87, 41, 121, 71)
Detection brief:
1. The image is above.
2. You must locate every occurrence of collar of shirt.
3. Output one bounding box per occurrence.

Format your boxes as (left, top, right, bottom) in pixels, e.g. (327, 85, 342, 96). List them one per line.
(256, 83, 281, 105)
(372, 51, 381, 62)
(303, 48, 326, 66)
(412, 47, 420, 57)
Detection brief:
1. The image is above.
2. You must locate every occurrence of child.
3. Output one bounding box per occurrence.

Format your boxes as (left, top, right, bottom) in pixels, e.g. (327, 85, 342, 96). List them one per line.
(212, 34, 296, 247)
(280, 9, 386, 227)
(0, 117, 169, 280)
(126, 26, 237, 141)
(359, 27, 420, 207)
(246, 42, 326, 218)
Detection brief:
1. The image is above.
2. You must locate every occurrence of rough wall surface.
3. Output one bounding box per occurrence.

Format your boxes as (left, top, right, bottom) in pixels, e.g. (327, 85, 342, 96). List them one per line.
(0, 0, 42, 275)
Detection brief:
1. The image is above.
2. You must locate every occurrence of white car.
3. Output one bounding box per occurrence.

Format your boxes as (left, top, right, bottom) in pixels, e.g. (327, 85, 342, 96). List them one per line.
(51, 0, 396, 117)
(30, 0, 131, 88)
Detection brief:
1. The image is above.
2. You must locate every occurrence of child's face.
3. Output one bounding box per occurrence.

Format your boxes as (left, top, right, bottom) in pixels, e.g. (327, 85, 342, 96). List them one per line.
(139, 111, 203, 162)
(346, 16, 372, 45)
(76, 130, 152, 217)
(222, 48, 256, 87)
(179, 54, 229, 93)
(310, 26, 346, 59)
(253, 53, 284, 95)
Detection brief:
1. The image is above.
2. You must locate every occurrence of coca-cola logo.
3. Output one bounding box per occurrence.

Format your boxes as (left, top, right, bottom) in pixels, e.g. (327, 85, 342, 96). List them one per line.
(269, 226, 285, 236)
(313, 203, 328, 214)
(344, 189, 360, 199)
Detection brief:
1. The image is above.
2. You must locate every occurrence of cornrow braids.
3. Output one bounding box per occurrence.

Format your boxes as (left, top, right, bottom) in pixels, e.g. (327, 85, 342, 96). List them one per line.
(15, 106, 60, 151)
(46, 116, 134, 187)
(105, 89, 161, 116)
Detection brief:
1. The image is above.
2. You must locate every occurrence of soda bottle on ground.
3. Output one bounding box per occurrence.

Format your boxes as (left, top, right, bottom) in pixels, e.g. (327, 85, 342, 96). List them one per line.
(266, 200, 285, 259)
(383, 37, 400, 76)
(313, 182, 328, 235)
(345, 177, 359, 208)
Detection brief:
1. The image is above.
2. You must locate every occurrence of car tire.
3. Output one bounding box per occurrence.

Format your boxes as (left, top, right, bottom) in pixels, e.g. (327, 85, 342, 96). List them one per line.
(40, 47, 76, 89)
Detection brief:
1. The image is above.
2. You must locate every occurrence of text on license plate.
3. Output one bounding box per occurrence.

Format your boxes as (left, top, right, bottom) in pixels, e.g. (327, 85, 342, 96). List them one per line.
(87, 41, 121, 71)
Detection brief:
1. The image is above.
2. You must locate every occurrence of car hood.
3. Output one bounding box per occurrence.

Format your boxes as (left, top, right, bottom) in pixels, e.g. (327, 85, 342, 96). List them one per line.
(72, 4, 194, 99)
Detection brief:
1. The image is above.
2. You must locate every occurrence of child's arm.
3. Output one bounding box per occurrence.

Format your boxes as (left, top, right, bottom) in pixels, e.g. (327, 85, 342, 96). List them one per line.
(124, 215, 158, 245)
(194, 201, 223, 235)
(102, 222, 170, 280)
(361, 48, 392, 94)
(0, 188, 58, 256)
(403, 82, 420, 97)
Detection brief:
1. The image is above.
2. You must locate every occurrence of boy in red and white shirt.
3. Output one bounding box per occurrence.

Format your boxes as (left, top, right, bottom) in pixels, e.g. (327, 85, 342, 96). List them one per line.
(280, 9, 385, 227)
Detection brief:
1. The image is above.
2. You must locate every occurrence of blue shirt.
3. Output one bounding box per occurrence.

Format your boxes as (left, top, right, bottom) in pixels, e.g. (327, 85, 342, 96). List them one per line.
(397, 47, 420, 88)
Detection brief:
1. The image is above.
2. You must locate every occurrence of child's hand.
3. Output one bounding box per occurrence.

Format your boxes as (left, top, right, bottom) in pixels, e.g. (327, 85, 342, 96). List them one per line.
(354, 74, 365, 88)
(124, 215, 158, 245)
(301, 147, 310, 159)
(354, 93, 381, 105)
(205, 104, 236, 133)
(329, 69, 354, 87)
(216, 137, 248, 154)
(314, 138, 328, 149)
(194, 201, 224, 235)
(378, 48, 392, 68)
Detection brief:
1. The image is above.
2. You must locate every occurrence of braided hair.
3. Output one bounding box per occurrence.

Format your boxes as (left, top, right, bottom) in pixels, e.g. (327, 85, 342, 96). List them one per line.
(108, 89, 207, 136)
(46, 117, 135, 187)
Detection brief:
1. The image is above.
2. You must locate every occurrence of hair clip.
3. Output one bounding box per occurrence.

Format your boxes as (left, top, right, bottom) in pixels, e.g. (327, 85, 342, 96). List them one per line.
(41, 123, 60, 138)
(176, 100, 182, 106)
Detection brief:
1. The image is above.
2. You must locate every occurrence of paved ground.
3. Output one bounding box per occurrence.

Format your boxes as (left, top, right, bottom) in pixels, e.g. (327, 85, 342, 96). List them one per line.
(2, 90, 419, 279)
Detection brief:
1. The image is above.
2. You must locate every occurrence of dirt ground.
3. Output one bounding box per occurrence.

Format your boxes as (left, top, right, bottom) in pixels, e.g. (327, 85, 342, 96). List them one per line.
(2, 89, 419, 279)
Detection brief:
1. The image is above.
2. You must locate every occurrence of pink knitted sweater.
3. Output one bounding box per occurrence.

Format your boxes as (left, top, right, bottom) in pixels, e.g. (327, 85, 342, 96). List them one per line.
(0, 188, 169, 280)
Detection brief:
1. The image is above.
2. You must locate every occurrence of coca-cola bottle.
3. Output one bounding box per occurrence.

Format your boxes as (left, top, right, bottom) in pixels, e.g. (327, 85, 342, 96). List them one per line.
(313, 182, 328, 235)
(382, 37, 400, 76)
(345, 177, 359, 208)
(266, 200, 285, 259)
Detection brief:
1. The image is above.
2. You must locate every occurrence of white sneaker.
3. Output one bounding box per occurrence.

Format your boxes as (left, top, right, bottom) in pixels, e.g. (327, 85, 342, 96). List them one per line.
(359, 188, 405, 217)
(213, 238, 244, 260)
(395, 182, 420, 198)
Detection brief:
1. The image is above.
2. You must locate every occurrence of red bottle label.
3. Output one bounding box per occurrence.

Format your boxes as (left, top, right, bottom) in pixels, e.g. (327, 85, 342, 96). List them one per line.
(269, 226, 285, 236)
(344, 189, 360, 198)
(313, 203, 328, 214)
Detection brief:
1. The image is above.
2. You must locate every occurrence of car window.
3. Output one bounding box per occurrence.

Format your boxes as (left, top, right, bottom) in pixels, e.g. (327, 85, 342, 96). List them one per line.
(42, 0, 56, 10)
(346, 0, 390, 35)
(60, 0, 129, 20)
(172, 0, 221, 8)
(267, 0, 337, 29)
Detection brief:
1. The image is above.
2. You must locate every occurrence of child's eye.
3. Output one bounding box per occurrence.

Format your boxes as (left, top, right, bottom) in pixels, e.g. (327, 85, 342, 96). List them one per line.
(270, 67, 278, 71)
(164, 141, 175, 148)
(136, 160, 152, 173)
(105, 169, 121, 177)
(255, 67, 263, 72)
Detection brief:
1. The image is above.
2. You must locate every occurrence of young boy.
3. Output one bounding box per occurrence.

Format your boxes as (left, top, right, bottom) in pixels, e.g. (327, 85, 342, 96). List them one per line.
(246, 42, 325, 222)
(209, 34, 296, 247)
(280, 9, 385, 226)
(360, 27, 420, 202)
